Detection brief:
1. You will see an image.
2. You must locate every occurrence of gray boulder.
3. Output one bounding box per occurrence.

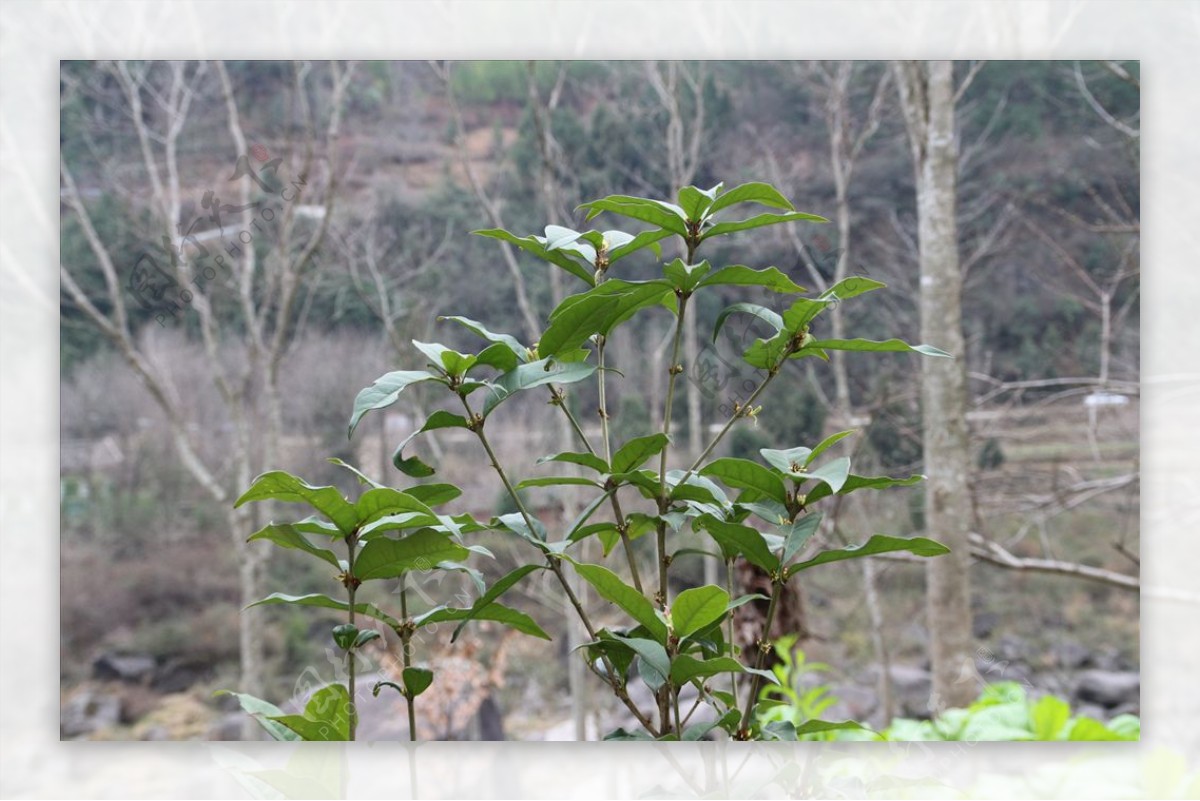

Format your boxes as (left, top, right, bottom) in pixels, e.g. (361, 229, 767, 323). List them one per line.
(61, 688, 121, 738)
(1074, 670, 1139, 709)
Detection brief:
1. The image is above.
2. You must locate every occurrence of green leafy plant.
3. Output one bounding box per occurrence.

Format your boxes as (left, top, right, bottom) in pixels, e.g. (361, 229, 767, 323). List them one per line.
(754, 636, 855, 740)
(754, 647, 1138, 742)
(228, 180, 953, 741)
(220, 461, 548, 741)
(849, 682, 1137, 742)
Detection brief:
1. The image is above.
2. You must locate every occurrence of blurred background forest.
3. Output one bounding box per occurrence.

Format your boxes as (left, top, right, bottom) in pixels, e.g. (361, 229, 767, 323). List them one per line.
(59, 60, 1139, 741)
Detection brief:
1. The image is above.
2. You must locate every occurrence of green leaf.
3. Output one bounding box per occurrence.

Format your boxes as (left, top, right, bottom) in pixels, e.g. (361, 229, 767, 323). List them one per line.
(348, 370, 440, 438)
(354, 529, 470, 581)
(536, 450, 610, 474)
(572, 562, 667, 642)
(712, 302, 783, 342)
(483, 358, 597, 416)
(782, 296, 835, 333)
(603, 727, 655, 741)
(614, 635, 671, 691)
(805, 430, 855, 467)
(248, 524, 342, 569)
(473, 228, 596, 286)
(701, 211, 827, 241)
(741, 331, 796, 370)
(781, 513, 822, 564)
(1030, 694, 1071, 740)
(759, 446, 812, 475)
(606, 228, 674, 264)
(790, 457, 851, 493)
(403, 483, 462, 507)
(235, 471, 358, 534)
(663, 258, 712, 293)
(438, 315, 527, 356)
(682, 720, 722, 741)
(473, 341, 521, 373)
(269, 684, 350, 741)
(515, 476, 603, 489)
(246, 592, 400, 629)
(707, 182, 795, 216)
(792, 719, 867, 737)
(700, 458, 788, 505)
(450, 564, 545, 641)
(541, 280, 672, 357)
(578, 195, 689, 236)
(355, 487, 439, 527)
(1067, 717, 1123, 741)
(327, 458, 383, 488)
(804, 472, 924, 505)
(354, 629, 381, 649)
(544, 224, 583, 251)
(696, 265, 805, 294)
(803, 338, 951, 358)
(666, 470, 729, 505)
(402, 667, 434, 699)
(697, 516, 780, 572)
(214, 691, 300, 741)
(671, 586, 730, 638)
(818, 275, 887, 302)
(331, 624, 357, 651)
(785, 535, 950, 578)
(413, 341, 477, 377)
(677, 184, 720, 221)
(611, 433, 670, 474)
(670, 655, 775, 686)
(416, 601, 550, 640)
(493, 512, 548, 546)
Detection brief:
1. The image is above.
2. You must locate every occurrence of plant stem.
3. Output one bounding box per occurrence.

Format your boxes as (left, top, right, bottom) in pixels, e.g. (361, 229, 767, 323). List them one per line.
(653, 291, 690, 736)
(676, 349, 794, 494)
(459, 392, 658, 735)
(739, 578, 783, 735)
(656, 293, 690, 605)
(726, 558, 739, 703)
(399, 580, 417, 743)
(549, 373, 644, 594)
(551, 385, 594, 453)
(346, 534, 359, 741)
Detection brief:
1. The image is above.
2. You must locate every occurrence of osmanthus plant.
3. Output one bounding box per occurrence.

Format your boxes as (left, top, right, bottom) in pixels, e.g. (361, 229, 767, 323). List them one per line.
(338, 181, 953, 741)
(220, 460, 550, 741)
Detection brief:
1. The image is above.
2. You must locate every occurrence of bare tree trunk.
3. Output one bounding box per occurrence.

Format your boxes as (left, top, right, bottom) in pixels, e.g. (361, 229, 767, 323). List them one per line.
(894, 60, 976, 713)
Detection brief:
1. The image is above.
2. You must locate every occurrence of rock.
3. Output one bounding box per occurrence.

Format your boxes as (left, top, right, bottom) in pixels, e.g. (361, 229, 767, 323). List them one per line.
(1074, 670, 1139, 709)
(151, 658, 213, 693)
(886, 665, 932, 718)
(1052, 640, 1093, 670)
(972, 612, 999, 639)
(92, 653, 156, 683)
(61, 687, 122, 738)
(140, 726, 170, 741)
(131, 693, 216, 740)
(208, 712, 248, 741)
(994, 634, 1027, 663)
(826, 684, 878, 723)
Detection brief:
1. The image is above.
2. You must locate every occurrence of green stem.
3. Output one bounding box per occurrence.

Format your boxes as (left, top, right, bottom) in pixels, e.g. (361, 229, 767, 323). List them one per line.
(346, 534, 359, 741)
(551, 385, 594, 453)
(726, 558, 739, 703)
(399, 580, 416, 743)
(739, 578, 784, 736)
(460, 392, 658, 735)
(656, 293, 690, 606)
(676, 349, 793, 494)
(672, 681, 683, 737)
(547, 383, 644, 594)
